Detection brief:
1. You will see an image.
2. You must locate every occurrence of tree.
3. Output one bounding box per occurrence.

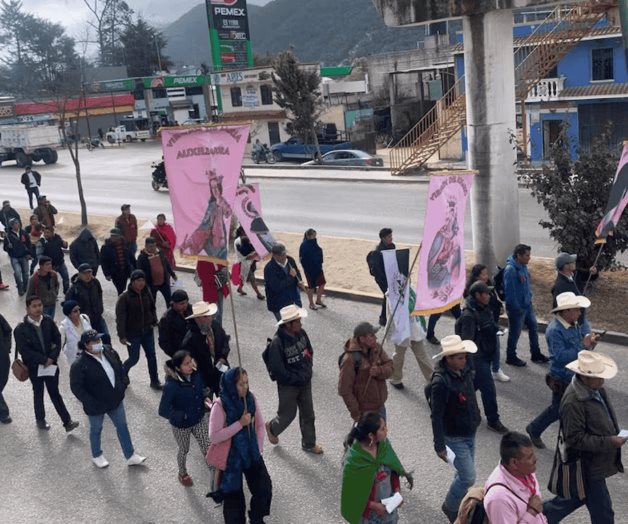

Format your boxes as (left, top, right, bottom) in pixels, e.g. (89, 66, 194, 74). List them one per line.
(120, 17, 172, 76)
(272, 50, 323, 160)
(82, 0, 133, 66)
(523, 129, 627, 272)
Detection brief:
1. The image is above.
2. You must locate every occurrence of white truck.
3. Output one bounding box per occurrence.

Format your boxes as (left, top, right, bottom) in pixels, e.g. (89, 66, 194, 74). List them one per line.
(106, 124, 150, 144)
(0, 124, 61, 167)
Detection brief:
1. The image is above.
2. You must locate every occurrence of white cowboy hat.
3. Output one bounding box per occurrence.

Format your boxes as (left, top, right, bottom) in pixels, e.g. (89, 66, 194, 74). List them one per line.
(432, 335, 478, 359)
(185, 301, 218, 320)
(276, 304, 308, 326)
(565, 351, 617, 380)
(552, 292, 591, 313)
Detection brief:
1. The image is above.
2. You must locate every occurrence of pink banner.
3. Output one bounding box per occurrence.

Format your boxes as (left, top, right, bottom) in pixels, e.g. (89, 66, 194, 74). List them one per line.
(161, 125, 250, 264)
(413, 172, 475, 316)
(595, 144, 628, 244)
(234, 183, 275, 258)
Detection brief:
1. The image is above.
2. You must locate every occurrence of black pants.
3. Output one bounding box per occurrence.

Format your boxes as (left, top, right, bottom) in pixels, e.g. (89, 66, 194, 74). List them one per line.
(112, 274, 129, 295)
(26, 186, 40, 209)
(30, 369, 71, 424)
(0, 350, 10, 420)
(222, 458, 272, 524)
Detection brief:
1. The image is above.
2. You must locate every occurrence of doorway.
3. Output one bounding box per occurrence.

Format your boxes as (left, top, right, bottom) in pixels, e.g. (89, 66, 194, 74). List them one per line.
(267, 122, 280, 146)
(543, 119, 564, 159)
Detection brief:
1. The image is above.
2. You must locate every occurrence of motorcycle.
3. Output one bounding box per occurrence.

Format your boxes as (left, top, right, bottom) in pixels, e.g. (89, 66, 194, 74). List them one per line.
(252, 144, 276, 164)
(151, 160, 168, 191)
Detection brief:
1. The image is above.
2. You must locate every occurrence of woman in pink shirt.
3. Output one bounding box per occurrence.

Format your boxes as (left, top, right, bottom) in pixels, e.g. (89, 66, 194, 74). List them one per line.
(207, 367, 272, 524)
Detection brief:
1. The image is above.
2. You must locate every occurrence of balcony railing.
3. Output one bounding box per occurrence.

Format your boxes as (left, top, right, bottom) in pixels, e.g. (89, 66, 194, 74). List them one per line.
(526, 77, 566, 102)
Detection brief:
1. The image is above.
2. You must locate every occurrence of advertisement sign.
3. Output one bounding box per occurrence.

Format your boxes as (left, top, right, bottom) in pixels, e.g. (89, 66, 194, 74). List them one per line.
(206, 0, 253, 71)
(161, 125, 250, 264)
(90, 79, 135, 92)
(413, 172, 475, 316)
(143, 75, 207, 89)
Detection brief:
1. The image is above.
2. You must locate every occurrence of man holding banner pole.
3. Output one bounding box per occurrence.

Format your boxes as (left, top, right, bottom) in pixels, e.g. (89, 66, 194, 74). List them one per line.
(366, 228, 396, 327)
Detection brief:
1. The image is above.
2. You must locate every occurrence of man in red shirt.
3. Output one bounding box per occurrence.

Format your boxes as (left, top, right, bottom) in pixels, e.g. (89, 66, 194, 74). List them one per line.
(115, 204, 138, 256)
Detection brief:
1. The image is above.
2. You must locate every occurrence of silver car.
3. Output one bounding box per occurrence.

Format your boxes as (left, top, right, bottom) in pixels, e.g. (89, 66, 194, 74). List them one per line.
(302, 149, 384, 167)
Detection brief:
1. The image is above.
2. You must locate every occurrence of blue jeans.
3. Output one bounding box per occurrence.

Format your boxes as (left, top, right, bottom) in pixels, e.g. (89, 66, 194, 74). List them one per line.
(54, 262, 70, 294)
(472, 356, 499, 424)
(544, 477, 614, 524)
(444, 436, 476, 514)
(491, 335, 501, 372)
(88, 402, 134, 459)
(10, 256, 29, 293)
(528, 390, 562, 438)
(506, 305, 541, 359)
(43, 304, 56, 319)
(123, 331, 159, 384)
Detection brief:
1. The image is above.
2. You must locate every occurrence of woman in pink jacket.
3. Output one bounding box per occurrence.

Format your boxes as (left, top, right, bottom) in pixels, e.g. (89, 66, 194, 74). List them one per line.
(207, 367, 272, 524)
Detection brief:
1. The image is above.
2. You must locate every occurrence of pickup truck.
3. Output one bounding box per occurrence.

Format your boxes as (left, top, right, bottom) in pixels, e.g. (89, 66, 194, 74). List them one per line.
(106, 125, 150, 143)
(270, 137, 353, 162)
(0, 124, 61, 167)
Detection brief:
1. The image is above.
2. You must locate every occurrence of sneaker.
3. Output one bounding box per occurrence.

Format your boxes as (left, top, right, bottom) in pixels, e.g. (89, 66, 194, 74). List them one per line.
(526, 424, 546, 449)
(0, 283, 9, 290)
(441, 502, 458, 523)
(531, 353, 550, 364)
(64, 420, 79, 433)
(0, 416, 12, 424)
(487, 420, 509, 434)
(427, 335, 440, 345)
(390, 382, 405, 390)
(92, 454, 109, 468)
(265, 421, 279, 445)
(127, 453, 147, 466)
(492, 369, 511, 382)
(36, 419, 51, 430)
(178, 473, 194, 486)
(18, 289, 25, 296)
(302, 443, 324, 455)
(506, 357, 527, 367)
(150, 381, 164, 391)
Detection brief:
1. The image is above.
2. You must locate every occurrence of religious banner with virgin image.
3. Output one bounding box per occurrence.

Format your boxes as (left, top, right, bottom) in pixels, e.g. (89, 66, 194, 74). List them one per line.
(413, 172, 475, 316)
(234, 183, 275, 258)
(595, 143, 628, 244)
(161, 125, 250, 264)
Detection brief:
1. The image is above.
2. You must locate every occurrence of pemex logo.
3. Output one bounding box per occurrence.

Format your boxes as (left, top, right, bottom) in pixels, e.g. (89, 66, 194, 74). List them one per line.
(211, 0, 238, 5)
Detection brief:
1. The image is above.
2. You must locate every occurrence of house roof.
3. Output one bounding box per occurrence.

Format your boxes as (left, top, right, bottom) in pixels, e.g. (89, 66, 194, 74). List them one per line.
(558, 82, 628, 99)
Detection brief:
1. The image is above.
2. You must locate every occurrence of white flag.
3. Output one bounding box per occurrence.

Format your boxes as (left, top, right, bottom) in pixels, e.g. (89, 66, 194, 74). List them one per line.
(382, 250, 411, 345)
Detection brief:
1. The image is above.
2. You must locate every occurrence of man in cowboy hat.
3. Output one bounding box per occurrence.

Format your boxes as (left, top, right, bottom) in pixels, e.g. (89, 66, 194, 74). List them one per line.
(544, 352, 625, 523)
(265, 304, 323, 454)
(428, 335, 481, 523)
(526, 292, 601, 449)
(181, 301, 230, 395)
(338, 321, 393, 421)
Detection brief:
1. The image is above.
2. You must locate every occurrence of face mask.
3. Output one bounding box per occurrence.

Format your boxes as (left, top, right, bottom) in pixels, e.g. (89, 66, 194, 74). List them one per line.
(91, 343, 104, 353)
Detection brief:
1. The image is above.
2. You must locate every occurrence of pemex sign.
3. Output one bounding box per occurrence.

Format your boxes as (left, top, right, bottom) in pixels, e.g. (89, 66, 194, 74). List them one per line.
(205, 0, 253, 71)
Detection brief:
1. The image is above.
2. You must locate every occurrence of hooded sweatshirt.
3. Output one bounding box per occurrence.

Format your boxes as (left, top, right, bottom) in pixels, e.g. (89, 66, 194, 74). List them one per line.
(70, 228, 100, 270)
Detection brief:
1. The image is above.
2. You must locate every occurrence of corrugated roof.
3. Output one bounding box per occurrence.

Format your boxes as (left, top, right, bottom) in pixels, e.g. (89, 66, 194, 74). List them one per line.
(559, 82, 628, 99)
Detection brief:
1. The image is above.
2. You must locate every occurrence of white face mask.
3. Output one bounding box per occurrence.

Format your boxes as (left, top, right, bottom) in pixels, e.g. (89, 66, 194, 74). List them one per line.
(91, 343, 104, 353)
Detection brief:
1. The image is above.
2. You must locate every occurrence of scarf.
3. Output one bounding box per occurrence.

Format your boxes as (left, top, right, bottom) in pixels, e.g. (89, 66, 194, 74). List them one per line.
(341, 439, 406, 524)
(219, 368, 261, 493)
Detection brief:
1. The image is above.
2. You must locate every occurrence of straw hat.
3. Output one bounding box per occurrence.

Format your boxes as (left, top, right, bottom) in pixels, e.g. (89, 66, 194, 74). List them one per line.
(565, 351, 617, 380)
(276, 304, 308, 326)
(552, 292, 591, 313)
(185, 301, 218, 320)
(432, 335, 477, 359)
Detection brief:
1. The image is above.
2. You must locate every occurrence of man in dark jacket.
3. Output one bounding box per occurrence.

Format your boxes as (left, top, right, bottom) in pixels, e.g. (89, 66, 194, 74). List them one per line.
(264, 242, 304, 321)
(33, 194, 57, 227)
(158, 290, 191, 357)
(14, 295, 79, 431)
(69, 228, 100, 275)
(367, 227, 395, 326)
(137, 237, 176, 306)
(0, 200, 21, 230)
(37, 225, 69, 293)
(544, 352, 625, 523)
(115, 204, 138, 255)
(65, 263, 108, 335)
(26, 255, 59, 318)
(70, 330, 145, 468)
(20, 166, 41, 209)
(115, 269, 161, 390)
(429, 335, 481, 522)
(100, 228, 135, 295)
(181, 301, 230, 394)
(4, 218, 31, 295)
(0, 314, 12, 424)
(265, 304, 323, 454)
(457, 281, 509, 435)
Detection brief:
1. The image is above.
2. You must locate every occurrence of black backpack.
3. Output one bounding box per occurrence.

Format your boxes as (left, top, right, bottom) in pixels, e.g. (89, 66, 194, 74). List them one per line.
(261, 337, 276, 381)
(338, 351, 362, 373)
(366, 250, 379, 277)
(493, 266, 506, 301)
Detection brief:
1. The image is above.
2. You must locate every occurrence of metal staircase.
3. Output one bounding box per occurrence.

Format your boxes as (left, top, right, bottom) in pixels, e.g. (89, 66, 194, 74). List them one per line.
(389, 2, 614, 175)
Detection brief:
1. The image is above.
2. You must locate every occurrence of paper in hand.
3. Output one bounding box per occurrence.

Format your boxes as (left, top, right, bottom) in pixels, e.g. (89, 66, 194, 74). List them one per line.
(381, 492, 403, 514)
(37, 364, 58, 377)
(618, 430, 628, 439)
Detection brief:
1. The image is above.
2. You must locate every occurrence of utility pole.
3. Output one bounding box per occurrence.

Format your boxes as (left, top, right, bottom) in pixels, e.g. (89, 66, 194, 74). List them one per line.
(154, 34, 163, 72)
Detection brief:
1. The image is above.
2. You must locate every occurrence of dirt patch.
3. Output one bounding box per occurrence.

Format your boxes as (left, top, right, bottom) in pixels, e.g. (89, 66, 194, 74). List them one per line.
(19, 207, 627, 335)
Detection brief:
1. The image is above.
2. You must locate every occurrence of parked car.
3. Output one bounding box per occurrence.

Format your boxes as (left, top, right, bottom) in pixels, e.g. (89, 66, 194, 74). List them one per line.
(301, 149, 384, 167)
(271, 136, 353, 162)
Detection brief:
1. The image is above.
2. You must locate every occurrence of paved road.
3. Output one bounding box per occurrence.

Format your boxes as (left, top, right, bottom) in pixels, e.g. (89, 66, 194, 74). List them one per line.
(1, 270, 627, 523)
(0, 141, 569, 261)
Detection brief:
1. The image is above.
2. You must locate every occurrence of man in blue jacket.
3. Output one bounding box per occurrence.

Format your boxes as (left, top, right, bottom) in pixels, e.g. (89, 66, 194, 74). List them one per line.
(263, 243, 304, 321)
(503, 244, 549, 367)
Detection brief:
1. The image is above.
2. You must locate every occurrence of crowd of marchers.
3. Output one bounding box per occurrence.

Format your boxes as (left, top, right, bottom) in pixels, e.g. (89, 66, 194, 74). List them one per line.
(0, 189, 625, 524)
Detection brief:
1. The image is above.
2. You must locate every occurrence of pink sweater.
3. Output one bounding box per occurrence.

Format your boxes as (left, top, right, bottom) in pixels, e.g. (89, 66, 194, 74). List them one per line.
(206, 395, 265, 470)
(484, 465, 548, 524)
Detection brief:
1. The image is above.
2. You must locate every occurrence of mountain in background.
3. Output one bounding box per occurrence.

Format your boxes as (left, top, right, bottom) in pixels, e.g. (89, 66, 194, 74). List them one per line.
(163, 0, 422, 67)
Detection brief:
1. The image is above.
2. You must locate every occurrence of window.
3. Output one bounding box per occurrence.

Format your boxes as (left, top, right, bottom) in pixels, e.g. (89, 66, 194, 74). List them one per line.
(260, 84, 273, 105)
(592, 48, 613, 81)
(230, 87, 242, 107)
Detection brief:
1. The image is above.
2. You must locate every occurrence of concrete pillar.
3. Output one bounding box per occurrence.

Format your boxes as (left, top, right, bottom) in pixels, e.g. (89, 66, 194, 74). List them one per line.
(463, 10, 520, 269)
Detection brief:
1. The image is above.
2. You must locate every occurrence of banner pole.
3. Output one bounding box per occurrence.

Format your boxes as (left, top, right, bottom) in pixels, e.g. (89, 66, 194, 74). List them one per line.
(583, 243, 604, 295)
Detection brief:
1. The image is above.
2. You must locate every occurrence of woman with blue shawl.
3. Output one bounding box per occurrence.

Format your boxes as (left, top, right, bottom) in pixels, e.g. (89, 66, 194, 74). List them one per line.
(207, 367, 272, 524)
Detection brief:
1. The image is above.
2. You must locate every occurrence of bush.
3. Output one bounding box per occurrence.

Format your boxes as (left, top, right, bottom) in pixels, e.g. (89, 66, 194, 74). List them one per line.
(522, 129, 627, 272)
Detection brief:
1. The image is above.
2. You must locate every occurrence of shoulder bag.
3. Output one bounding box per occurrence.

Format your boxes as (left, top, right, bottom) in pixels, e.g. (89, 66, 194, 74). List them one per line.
(547, 421, 586, 500)
(11, 345, 29, 382)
